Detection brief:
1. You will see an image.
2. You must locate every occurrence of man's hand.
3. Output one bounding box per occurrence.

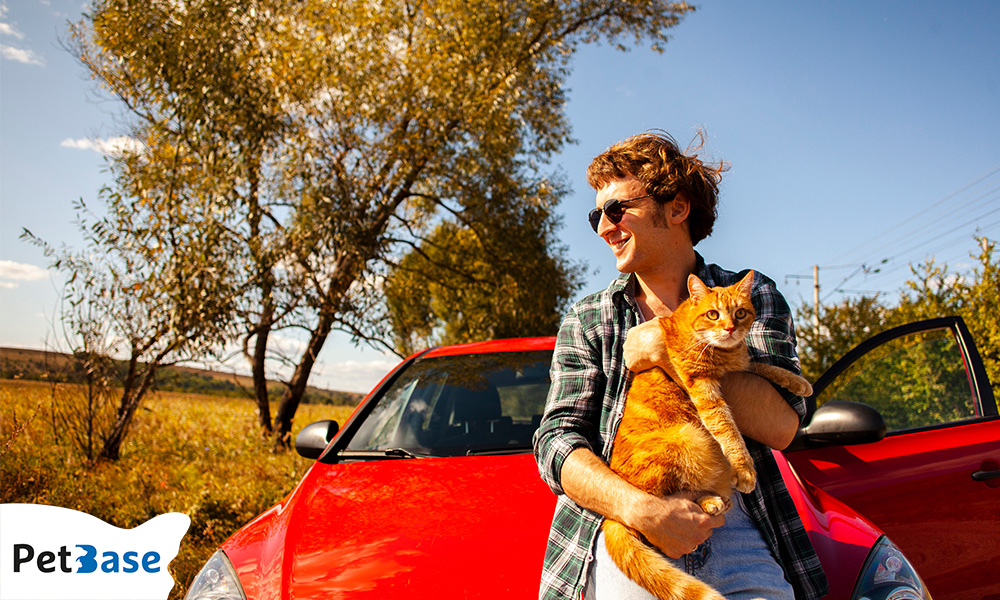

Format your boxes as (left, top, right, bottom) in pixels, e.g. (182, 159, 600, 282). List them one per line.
(560, 448, 724, 559)
(628, 490, 725, 558)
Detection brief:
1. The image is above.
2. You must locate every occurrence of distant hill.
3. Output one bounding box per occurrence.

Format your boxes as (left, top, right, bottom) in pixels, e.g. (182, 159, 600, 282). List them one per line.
(0, 347, 363, 406)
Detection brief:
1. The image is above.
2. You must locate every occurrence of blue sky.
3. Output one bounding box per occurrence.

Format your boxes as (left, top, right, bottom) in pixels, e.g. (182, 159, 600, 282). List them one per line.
(2, 1, 998, 393)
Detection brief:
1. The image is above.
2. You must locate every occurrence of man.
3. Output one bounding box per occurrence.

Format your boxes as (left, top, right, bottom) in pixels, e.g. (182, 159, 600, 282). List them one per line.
(533, 132, 827, 599)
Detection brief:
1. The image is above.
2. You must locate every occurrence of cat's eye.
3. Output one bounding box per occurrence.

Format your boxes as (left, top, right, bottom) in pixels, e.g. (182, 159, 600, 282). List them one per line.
(706, 310, 720, 320)
(735, 309, 747, 319)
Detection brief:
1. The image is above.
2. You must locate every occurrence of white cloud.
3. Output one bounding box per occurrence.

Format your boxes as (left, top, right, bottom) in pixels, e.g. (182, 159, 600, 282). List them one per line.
(313, 358, 400, 394)
(0, 4, 23, 38)
(0, 4, 44, 65)
(0, 260, 49, 288)
(1, 44, 43, 65)
(61, 136, 145, 157)
(0, 22, 24, 39)
(268, 334, 309, 360)
(186, 339, 398, 394)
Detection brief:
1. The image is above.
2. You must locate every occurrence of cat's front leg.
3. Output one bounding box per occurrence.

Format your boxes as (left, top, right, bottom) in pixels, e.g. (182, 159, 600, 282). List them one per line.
(749, 363, 814, 397)
(624, 320, 672, 374)
(688, 379, 757, 494)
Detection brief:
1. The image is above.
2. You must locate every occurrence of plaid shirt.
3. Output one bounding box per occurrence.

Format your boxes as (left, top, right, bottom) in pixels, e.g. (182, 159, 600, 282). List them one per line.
(532, 256, 828, 600)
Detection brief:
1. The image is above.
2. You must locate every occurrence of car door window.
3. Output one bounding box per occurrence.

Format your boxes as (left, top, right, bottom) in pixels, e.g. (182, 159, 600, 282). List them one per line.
(814, 326, 981, 432)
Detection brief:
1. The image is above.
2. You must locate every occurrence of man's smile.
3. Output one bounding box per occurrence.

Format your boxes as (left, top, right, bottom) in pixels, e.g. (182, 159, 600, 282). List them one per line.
(607, 233, 631, 253)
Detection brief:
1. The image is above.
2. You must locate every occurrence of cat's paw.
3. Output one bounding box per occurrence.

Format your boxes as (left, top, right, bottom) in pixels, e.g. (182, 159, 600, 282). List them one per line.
(732, 465, 757, 494)
(697, 495, 731, 516)
(790, 379, 814, 397)
(623, 320, 666, 373)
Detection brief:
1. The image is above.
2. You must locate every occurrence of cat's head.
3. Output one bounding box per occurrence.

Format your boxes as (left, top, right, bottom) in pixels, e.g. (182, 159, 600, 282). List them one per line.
(684, 271, 756, 349)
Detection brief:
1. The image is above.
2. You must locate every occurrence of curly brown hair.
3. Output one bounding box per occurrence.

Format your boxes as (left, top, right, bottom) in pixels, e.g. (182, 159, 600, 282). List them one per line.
(586, 130, 728, 245)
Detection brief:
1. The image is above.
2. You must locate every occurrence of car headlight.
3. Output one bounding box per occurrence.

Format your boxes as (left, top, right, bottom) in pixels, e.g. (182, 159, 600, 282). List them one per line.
(853, 536, 932, 600)
(184, 550, 248, 600)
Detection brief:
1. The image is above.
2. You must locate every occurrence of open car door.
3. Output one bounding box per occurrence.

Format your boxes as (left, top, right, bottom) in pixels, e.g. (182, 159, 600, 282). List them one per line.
(784, 317, 999, 600)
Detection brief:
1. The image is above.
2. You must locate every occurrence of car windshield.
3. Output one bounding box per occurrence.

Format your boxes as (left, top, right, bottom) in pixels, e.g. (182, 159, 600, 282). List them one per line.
(342, 350, 552, 458)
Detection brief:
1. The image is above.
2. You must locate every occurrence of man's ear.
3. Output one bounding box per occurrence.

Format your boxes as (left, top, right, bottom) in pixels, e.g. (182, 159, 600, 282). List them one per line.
(669, 193, 691, 225)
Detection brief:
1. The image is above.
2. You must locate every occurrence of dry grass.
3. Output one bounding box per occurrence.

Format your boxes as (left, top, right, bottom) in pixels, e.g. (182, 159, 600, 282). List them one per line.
(0, 379, 358, 599)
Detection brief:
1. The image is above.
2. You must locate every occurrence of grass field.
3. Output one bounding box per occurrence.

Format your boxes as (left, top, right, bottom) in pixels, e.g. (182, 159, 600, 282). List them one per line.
(0, 379, 358, 599)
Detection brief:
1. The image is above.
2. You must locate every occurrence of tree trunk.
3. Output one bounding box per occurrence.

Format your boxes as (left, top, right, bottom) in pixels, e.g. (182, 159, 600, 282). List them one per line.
(272, 310, 334, 448)
(99, 354, 159, 461)
(271, 246, 367, 449)
(247, 151, 275, 434)
(251, 304, 274, 434)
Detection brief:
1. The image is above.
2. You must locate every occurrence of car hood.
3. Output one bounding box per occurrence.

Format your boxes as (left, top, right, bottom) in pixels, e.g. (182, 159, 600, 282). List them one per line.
(222, 454, 556, 599)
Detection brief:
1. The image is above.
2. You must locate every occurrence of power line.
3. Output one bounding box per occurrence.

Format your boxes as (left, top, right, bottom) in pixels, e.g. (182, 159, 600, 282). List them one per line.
(789, 166, 1000, 307)
(851, 186, 1000, 269)
(822, 163, 1000, 267)
(786, 165, 1000, 301)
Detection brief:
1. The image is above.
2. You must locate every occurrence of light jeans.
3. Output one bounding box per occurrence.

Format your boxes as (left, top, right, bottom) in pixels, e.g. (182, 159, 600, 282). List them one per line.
(583, 495, 795, 600)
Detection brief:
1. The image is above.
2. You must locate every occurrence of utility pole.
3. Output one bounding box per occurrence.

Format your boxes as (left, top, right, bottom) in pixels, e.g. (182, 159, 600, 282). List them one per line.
(812, 264, 820, 330)
(786, 266, 821, 330)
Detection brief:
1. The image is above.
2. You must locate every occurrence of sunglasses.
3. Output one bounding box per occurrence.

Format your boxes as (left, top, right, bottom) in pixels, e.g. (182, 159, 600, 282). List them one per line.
(588, 194, 653, 233)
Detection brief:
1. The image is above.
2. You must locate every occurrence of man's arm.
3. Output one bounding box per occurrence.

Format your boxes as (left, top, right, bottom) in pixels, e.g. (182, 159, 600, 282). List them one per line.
(535, 297, 725, 560)
(560, 447, 724, 559)
(623, 320, 801, 450)
(721, 371, 799, 450)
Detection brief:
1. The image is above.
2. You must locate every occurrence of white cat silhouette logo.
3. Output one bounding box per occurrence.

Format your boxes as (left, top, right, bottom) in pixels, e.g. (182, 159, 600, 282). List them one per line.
(0, 504, 190, 600)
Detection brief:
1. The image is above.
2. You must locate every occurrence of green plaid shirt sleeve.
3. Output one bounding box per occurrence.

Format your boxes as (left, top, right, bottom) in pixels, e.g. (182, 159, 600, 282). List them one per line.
(532, 258, 827, 600)
(532, 274, 636, 598)
(533, 275, 637, 496)
(533, 308, 604, 496)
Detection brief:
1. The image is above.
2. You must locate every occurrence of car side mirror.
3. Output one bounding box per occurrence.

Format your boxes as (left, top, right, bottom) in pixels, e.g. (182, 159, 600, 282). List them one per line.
(295, 420, 340, 459)
(788, 400, 887, 451)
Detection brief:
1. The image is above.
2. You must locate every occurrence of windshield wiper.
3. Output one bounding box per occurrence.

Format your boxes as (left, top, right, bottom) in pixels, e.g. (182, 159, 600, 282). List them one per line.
(383, 447, 427, 458)
(335, 448, 434, 460)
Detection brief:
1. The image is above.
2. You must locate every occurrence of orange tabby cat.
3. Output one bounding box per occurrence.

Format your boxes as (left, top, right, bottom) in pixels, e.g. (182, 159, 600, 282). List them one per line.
(622, 270, 812, 492)
(602, 270, 812, 600)
(603, 369, 735, 600)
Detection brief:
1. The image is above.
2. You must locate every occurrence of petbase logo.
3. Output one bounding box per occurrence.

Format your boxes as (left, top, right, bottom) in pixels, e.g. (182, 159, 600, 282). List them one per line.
(0, 504, 190, 600)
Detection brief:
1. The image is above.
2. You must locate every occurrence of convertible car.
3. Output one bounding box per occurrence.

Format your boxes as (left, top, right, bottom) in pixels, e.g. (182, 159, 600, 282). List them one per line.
(184, 316, 997, 600)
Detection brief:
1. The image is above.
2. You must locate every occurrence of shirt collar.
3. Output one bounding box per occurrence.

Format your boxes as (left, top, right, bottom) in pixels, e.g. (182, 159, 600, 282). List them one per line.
(611, 252, 711, 295)
(610, 252, 713, 321)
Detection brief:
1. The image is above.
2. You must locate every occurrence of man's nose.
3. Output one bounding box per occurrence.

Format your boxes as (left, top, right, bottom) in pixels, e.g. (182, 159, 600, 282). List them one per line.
(597, 213, 617, 237)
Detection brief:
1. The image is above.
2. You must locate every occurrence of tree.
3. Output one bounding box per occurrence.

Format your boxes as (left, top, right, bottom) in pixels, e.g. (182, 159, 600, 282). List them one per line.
(68, 0, 696, 447)
(889, 237, 999, 385)
(69, 0, 312, 436)
(383, 175, 581, 356)
(23, 191, 238, 460)
(795, 295, 890, 382)
(796, 237, 999, 387)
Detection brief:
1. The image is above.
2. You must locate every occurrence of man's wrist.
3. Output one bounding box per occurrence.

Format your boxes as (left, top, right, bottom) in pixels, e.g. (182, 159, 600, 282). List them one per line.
(621, 490, 664, 533)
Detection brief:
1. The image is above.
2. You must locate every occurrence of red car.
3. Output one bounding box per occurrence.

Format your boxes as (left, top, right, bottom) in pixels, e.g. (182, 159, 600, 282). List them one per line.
(184, 317, 997, 600)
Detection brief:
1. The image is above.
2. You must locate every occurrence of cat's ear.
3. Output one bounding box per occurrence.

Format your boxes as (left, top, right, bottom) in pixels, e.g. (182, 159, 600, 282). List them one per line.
(737, 270, 755, 295)
(688, 274, 710, 301)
